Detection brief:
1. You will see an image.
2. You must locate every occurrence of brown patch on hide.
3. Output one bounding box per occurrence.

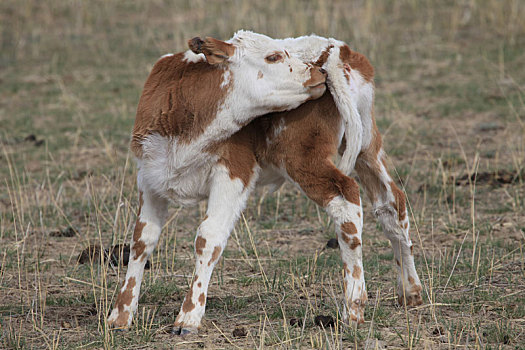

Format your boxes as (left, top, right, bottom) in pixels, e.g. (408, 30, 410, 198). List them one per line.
(341, 177, 360, 205)
(197, 282, 202, 288)
(303, 67, 326, 88)
(133, 221, 146, 243)
(132, 240, 146, 258)
(252, 92, 350, 208)
(132, 220, 146, 257)
(208, 246, 222, 266)
(182, 281, 196, 313)
(352, 265, 361, 279)
(341, 222, 358, 235)
(215, 126, 257, 187)
(390, 181, 407, 221)
(410, 245, 414, 255)
(195, 236, 207, 255)
(137, 191, 144, 217)
(313, 45, 334, 67)
(257, 71, 263, 79)
(198, 293, 205, 306)
(130, 52, 231, 157)
(349, 237, 361, 250)
(339, 45, 374, 82)
(113, 277, 136, 326)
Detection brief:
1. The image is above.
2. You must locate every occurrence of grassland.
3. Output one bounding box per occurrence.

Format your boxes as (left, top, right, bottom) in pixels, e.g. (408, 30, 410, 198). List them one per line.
(1, 0, 524, 349)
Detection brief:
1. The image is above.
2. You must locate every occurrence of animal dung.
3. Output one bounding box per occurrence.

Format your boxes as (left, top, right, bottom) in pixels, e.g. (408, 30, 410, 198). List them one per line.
(232, 326, 247, 337)
(49, 226, 77, 237)
(326, 238, 339, 249)
(314, 315, 335, 328)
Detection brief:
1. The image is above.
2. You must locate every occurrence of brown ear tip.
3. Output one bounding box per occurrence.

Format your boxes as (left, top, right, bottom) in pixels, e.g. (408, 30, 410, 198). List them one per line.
(188, 37, 205, 53)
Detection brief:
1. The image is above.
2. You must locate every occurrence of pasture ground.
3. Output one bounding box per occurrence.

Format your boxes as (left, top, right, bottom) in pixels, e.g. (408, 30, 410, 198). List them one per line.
(1, 1, 524, 349)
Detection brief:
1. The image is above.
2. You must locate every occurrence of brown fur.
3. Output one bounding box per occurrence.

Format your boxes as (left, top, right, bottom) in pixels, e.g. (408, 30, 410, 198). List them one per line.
(182, 281, 196, 312)
(215, 126, 257, 186)
(254, 92, 350, 207)
(341, 221, 357, 235)
(132, 221, 146, 257)
(132, 240, 146, 259)
(303, 67, 326, 87)
(195, 236, 207, 255)
(189, 37, 235, 65)
(390, 181, 407, 221)
(208, 246, 222, 266)
(339, 45, 374, 82)
(198, 293, 205, 306)
(313, 45, 334, 66)
(352, 265, 361, 279)
(341, 222, 358, 245)
(349, 237, 361, 250)
(113, 277, 136, 326)
(131, 53, 231, 157)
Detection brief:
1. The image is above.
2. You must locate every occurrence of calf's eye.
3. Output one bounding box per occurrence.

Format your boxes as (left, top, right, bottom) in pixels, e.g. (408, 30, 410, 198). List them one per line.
(265, 53, 283, 63)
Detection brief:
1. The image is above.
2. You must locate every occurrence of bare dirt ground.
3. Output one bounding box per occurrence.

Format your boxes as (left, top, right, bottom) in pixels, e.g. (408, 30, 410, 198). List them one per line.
(1, 1, 524, 349)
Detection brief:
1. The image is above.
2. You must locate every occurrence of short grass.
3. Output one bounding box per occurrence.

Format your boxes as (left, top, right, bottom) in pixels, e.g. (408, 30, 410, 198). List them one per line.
(1, 0, 524, 349)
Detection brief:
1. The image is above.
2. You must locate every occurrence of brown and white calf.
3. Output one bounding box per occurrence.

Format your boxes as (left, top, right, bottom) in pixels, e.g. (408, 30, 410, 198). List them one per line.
(107, 30, 327, 331)
(107, 31, 423, 334)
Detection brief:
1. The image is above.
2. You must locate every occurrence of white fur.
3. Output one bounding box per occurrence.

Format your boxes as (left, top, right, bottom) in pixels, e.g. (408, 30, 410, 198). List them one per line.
(183, 50, 205, 63)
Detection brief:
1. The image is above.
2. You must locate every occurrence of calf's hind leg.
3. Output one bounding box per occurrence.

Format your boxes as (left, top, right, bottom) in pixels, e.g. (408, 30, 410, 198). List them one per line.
(355, 132, 423, 306)
(287, 159, 366, 324)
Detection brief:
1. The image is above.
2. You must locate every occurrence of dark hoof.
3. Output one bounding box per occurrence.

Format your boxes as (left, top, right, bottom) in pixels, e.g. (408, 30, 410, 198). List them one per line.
(171, 326, 198, 336)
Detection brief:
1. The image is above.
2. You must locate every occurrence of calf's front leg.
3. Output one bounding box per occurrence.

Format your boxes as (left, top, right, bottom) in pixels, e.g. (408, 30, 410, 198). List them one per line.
(172, 164, 257, 335)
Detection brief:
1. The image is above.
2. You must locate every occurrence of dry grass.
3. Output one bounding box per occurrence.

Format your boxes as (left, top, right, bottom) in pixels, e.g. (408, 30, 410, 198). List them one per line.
(1, 0, 524, 349)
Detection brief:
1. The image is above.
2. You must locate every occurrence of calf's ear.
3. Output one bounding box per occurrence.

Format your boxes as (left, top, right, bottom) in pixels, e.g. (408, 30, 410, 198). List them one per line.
(188, 36, 235, 65)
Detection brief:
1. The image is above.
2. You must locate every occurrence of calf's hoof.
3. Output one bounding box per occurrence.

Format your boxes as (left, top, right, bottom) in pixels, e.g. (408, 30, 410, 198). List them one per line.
(343, 301, 365, 326)
(397, 291, 423, 307)
(171, 326, 199, 336)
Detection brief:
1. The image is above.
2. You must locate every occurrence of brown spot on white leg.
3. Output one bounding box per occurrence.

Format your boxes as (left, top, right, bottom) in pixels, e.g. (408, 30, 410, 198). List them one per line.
(349, 237, 361, 250)
(182, 284, 196, 313)
(198, 293, 205, 306)
(111, 277, 137, 327)
(195, 236, 207, 255)
(341, 222, 357, 235)
(208, 245, 222, 266)
(352, 265, 361, 279)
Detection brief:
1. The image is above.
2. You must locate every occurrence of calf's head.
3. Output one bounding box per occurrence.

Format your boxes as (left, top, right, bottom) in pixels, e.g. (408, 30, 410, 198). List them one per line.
(188, 30, 326, 114)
